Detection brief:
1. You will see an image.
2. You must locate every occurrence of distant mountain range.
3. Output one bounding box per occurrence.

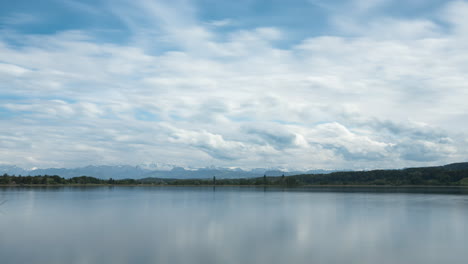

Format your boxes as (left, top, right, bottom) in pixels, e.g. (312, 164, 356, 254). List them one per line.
(0, 164, 338, 180)
(5, 162, 464, 180)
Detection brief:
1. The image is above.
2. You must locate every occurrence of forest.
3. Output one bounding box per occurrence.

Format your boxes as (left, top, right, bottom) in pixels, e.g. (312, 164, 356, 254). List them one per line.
(1, 162, 468, 186)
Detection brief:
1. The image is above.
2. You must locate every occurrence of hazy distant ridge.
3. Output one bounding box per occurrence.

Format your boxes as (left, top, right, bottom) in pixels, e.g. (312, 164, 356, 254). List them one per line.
(0, 164, 337, 179)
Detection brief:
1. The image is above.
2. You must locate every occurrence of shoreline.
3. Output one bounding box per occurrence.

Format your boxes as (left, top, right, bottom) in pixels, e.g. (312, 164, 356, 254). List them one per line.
(1, 184, 468, 188)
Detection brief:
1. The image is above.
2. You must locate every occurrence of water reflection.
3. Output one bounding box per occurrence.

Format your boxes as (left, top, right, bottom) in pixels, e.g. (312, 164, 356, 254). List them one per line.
(0, 187, 467, 264)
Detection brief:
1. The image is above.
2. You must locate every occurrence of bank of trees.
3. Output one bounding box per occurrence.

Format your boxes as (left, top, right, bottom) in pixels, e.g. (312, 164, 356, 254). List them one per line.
(1, 165, 468, 186)
(1, 174, 67, 185)
(0, 174, 124, 185)
(293, 167, 468, 186)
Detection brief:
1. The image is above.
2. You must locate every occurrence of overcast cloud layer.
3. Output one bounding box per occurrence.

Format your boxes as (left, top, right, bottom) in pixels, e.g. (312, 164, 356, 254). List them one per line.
(1, 0, 468, 170)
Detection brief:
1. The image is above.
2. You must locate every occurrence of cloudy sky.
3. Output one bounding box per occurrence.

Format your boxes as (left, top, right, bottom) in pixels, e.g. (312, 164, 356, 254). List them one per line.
(1, 0, 468, 170)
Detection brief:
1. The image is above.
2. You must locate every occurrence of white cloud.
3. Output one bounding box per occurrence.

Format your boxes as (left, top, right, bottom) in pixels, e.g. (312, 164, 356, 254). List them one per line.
(1, 0, 468, 169)
(0, 63, 30, 76)
(206, 19, 233, 27)
(352, 0, 390, 13)
(442, 0, 468, 35)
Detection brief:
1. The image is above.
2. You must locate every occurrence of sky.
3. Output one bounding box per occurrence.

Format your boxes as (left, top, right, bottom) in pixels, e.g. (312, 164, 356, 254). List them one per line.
(1, 0, 468, 170)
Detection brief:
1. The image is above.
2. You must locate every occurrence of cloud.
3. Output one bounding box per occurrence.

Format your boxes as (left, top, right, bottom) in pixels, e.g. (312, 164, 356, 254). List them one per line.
(396, 140, 456, 162)
(206, 19, 233, 27)
(442, 0, 468, 35)
(1, 0, 468, 169)
(60, 0, 102, 15)
(306, 122, 391, 161)
(351, 0, 390, 13)
(0, 63, 30, 76)
(243, 125, 303, 150)
(168, 128, 279, 161)
(1, 13, 39, 26)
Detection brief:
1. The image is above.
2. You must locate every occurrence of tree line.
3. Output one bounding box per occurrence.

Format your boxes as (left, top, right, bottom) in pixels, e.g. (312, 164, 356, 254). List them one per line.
(0, 174, 136, 185)
(1, 165, 468, 186)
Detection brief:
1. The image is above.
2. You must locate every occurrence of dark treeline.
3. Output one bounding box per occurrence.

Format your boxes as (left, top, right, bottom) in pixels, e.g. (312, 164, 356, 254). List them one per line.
(140, 175, 299, 186)
(2, 163, 468, 186)
(0, 173, 298, 186)
(294, 167, 468, 186)
(0, 174, 137, 185)
(138, 164, 468, 186)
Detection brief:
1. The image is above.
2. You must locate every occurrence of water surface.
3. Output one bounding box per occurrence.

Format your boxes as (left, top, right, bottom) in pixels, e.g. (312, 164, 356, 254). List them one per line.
(1, 186, 467, 264)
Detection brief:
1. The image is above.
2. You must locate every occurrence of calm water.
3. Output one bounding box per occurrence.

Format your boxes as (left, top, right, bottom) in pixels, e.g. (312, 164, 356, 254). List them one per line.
(1, 186, 468, 264)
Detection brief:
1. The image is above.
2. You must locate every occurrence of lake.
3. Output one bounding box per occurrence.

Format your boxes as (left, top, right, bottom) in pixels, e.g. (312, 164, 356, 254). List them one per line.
(1, 186, 468, 264)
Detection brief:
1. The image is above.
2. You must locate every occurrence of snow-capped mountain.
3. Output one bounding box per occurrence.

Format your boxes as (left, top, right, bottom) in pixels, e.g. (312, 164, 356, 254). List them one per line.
(0, 164, 339, 179)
